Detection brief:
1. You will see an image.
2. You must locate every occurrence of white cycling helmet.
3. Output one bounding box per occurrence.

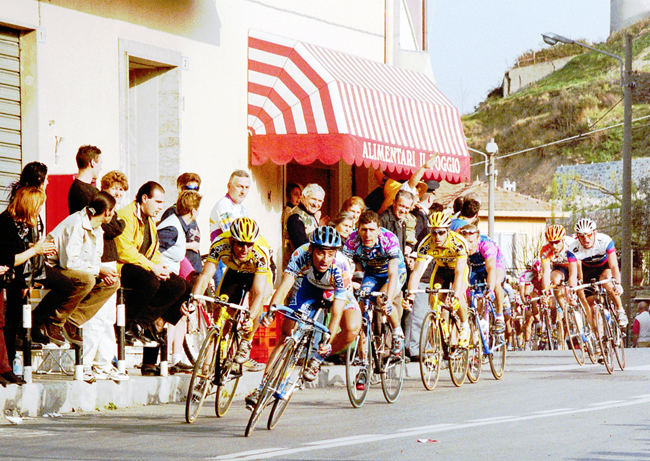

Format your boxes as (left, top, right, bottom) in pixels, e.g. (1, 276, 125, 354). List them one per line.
(574, 218, 596, 235)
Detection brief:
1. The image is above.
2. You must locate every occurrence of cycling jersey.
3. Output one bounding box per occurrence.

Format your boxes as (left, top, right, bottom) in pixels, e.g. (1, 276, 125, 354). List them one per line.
(286, 243, 353, 301)
(206, 231, 271, 275)
(468, 239, 506, 274)
(566, 233, 615, 268)
(416, 230, 468, 270)
(539, 236, 574, 268)
(343, 228, 406, 276)
(519, 270, 543, 293)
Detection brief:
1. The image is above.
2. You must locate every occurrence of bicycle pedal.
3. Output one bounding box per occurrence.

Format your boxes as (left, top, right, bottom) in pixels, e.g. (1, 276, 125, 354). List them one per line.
(245, 404, 255, 412)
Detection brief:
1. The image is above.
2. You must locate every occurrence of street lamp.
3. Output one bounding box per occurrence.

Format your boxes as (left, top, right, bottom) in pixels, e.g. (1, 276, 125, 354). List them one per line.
(542, 32, 634, 318)
(468, 139, 498, 239)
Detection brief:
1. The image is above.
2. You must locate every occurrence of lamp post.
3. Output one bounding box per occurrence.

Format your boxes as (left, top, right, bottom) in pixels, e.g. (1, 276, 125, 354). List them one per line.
(469, 139, 498, 239)
(542, 32, 634, 316)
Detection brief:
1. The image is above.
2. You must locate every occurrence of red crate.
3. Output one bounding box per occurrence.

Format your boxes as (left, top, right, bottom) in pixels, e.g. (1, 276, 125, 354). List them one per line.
(250, 311, 283, 364)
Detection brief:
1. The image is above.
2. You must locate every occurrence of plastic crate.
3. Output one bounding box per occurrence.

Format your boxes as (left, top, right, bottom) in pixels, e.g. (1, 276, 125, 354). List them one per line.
(250, 311, 283, 363)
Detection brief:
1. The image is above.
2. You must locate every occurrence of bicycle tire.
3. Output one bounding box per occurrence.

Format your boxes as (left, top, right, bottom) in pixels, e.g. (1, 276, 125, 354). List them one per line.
(185, 328, 219, 423)
(596, 308, 614, 374)
(448, 319, 468, 387)
(488, 311, 506, 380)
(184, 308, 210, 365)
(582, 310, 598, 364)
(466, 314, 482, 383)
(564, 304, 585, 366)
(380, 324, 405, 403)
(419, 312, 442, 391)
(215, 331, 241, 417)
(612, 316, 626, 371)
(245, 340, 294, 437)
(544, 313, 555, 351)
(345, 328, 371, 408)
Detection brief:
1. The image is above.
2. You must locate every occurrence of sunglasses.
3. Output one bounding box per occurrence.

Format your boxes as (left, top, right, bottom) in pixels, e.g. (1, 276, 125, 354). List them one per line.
(183, 184, 200, 191)
(431, 230, 448, 236)
(234, 241, 254, 249)
(549, 240, 562, 245)
(460, 231, 477, 236)
(577, 232, 594, 239)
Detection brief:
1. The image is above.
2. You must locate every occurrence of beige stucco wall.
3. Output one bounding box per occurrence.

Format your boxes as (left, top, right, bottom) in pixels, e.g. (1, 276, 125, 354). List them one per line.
(0, 0, 387, 257)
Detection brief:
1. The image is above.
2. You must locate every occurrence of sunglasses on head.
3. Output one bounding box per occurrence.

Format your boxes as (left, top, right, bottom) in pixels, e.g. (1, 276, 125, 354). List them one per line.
(431, 229, 448, 236)
(183, 184, 199, 191)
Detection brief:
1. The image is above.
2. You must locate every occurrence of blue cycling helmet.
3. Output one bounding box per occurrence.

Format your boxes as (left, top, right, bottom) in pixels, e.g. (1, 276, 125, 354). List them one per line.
(309, 226, 342, 250)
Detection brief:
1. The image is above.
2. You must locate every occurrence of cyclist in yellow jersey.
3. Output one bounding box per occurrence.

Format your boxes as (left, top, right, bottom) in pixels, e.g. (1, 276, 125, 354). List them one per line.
(190, 217, 272, 365)
(404, 212, 471, 346)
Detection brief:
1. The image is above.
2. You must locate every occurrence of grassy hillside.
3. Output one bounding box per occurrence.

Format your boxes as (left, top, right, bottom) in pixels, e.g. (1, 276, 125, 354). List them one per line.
(463, 19, 650, 200)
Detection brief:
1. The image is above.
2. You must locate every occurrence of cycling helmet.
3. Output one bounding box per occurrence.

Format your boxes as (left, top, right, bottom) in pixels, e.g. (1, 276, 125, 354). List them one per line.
(429, 212, 452, 229)
(574, 218, 596, 235)
(544, 224, 566, 242)
(527, 258, 542, 272)
(309, 226, 342, 249)
(229, 217, 260, 243)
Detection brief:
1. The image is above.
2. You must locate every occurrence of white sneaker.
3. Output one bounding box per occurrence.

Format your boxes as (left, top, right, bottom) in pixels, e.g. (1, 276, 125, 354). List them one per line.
(92, 365, 129, 382)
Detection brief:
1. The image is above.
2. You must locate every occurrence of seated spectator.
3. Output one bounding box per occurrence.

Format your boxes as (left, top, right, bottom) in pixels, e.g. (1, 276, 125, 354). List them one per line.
(40, 192, 120, 347)
(341, 196, 365, 228)
(68, 145, 102, 214)
(282, 183, 325, 269)
(114, 181, 188, 376)
(160, 173, 203, 274)
(81, 171, 129, 382)
(158, 191, 203, 276)
(282, 182, 303, 227)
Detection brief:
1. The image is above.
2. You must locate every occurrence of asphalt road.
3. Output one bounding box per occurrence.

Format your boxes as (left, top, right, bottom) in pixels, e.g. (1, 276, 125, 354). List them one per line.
(2, 349, 650, 461)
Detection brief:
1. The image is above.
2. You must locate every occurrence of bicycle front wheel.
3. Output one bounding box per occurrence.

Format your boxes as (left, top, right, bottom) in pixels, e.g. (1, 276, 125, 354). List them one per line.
(448, 320, 468, 387)
(596, 309, 614, 374)
(268, 337, 305, 430)
(184, 308, 210, 365)
(381, 324, 405, 403)
(215, 331, 241, 417)
(612, 318, 626, 371)
(185, 328, 219, 423)
(345, 328, 371, 408)
(488, 312, 506, 380)
(419, 312, 442, 391)
(564, 304, 585, 366)
(466, 315, 482, 383)
(544, 314, 555, 350)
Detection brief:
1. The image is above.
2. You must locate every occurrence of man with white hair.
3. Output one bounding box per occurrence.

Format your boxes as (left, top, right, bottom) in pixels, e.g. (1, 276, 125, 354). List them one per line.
(282, 183, 325, 269)
(209, 169, 250, 242)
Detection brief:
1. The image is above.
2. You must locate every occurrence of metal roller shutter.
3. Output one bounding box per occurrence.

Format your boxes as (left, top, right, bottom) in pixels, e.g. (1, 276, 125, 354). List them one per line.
(0, 27, 21, 208)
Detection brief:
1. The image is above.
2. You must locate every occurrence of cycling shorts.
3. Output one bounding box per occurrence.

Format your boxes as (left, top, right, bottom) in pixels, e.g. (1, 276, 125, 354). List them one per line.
(582, 264, 608, 288)
(551, 265, 569, 280)
(360, 271, 406, 315)
(431, 265, 469, 289)
(288, 279, 358, 317)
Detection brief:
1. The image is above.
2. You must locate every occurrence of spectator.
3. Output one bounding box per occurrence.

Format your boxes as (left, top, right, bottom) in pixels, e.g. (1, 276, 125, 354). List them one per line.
(378, 154, 438, 214)
(209, 169, 250, 242)
(68, 145, 102, 214)
(341, 196, 365, 228)
(412, 192, 436, 243)
(40, 192, 120, 347)
(0, 263, 14, 385)
(81, 171, 129, 382)
(282, 183, 303, 227)
(160, 173, 203, 274)
(114, 181, 188, 375)
(329, 211, 355, 242)
(379, 189, 417, 261)
(633, 301, 650, 348)
(158, 191, 202, 276)
(282, 183, 324, 269)
(7, 161, 49, 203)
(451, 195, 465, 218)
(450, 195, 481, 231)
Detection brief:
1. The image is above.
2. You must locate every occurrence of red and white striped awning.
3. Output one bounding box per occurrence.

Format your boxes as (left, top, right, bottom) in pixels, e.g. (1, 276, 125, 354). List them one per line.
(248, 30, 470, 183)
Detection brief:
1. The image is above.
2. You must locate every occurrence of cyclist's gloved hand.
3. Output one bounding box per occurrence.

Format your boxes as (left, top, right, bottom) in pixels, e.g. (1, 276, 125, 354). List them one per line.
(260, 308, 276, 327)
(182, 300, 197, 316)
(613, 283, 623, 296)
(485, 289, 496, 302)
(318, 342, 332, 357)
(241, 317, 254, 333)
(402, 295, 414, 311)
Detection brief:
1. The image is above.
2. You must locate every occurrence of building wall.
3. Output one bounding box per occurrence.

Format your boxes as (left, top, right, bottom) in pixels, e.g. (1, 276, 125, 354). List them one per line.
(0, 0, 387, 256)
(611, 0, 650, 33)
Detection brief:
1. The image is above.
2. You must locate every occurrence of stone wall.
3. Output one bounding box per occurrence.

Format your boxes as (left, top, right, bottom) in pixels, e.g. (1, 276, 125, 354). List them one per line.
(503, 56, 576, 96)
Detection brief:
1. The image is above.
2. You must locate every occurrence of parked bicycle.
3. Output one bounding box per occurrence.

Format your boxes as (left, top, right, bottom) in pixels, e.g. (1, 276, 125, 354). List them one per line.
(244, 304, 329, 437)
(345, 289, 406, 408)
(407, 284, 469, 389)
(185, 293, 248, 424)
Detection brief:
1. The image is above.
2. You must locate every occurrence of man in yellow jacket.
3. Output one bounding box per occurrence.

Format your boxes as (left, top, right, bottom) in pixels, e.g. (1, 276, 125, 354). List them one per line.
(115, 181, 188, 375)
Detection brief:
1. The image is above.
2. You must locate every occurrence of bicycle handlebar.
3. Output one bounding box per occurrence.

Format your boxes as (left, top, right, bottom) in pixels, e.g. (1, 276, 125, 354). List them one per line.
(355, 290, 387, 301)
(407, 287, 455, 296)
(190, 293, 250, 311)
(571, 277, 617, 292)
(269, 305, 330, 337)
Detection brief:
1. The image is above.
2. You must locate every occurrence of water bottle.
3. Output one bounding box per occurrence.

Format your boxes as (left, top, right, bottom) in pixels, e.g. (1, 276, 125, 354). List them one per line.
(13, 355, 22, 376)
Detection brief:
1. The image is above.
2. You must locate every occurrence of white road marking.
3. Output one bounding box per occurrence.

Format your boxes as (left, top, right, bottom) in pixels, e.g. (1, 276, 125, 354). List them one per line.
(532, 408, 576, 414)
(0, 428, 54, 437)
(304, 434, 382, 445)
(588, 400, 625, 406)
(208, 395, 650, 460)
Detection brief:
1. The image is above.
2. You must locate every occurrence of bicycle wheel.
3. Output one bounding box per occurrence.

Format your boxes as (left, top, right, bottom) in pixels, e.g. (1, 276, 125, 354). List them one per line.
(612, 317, 626, 371)
(345, 327, 371, 408)
(448, 320, 468, 387)
(544, 314, 555, 351)
(245, 340, 294, 436)
(184, 308, 210, 365)
(488, 312, 506, 380)
(185, 328, 219, 423)
(564, 305, 585, 366)
(596, 309, 614, 374)
(381, 324, 405, 403)
(582, 312, 598, 364)
(215, 331, 241, 417)
(466, 315, 482, 383)
(419, 312, 442, 391)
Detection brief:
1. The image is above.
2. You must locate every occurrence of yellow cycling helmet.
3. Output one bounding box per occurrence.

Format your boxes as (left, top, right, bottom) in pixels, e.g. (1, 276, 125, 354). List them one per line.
(544, 224, 566, 242)
(429, 212, 452, 229)
(229, 217, 260, 243)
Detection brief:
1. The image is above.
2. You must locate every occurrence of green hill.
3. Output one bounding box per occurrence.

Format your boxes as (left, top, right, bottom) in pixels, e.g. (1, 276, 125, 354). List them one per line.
(463, 19, 650, 200)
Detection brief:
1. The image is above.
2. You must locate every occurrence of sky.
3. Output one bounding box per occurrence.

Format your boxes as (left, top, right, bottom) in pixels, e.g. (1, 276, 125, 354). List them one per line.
(428, 0, 611, 115)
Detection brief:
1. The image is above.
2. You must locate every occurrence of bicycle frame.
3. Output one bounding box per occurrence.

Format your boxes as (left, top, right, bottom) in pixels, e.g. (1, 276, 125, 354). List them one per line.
(468, 284, 499, 356)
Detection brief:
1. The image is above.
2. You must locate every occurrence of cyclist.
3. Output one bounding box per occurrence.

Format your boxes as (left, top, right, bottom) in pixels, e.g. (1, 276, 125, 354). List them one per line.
(567, 218, 628, 331)
(343, 210, 407, 356)
(539, 224, 574, 342)
(189, 217, 272, 366)
(519, 258, 546, 350)
(404, 212, 471, 347)
(246, 226, 360, 407)
(457, 224, 507, 333)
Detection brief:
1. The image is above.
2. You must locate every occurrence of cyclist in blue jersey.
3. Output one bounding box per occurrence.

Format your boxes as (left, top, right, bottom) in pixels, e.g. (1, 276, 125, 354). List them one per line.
(343, 210, 407, 356)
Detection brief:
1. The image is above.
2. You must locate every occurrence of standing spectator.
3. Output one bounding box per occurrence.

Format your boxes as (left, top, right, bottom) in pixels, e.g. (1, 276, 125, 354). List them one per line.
(81, 171, 129, 382)
(379, 189, 417, 261)
(209, 169, 250, 242)
(160, 173, 203, 274)
(341, 196, 365, 228)
(40, 192, 120, 347)
(115, 181, 188, 375)
(282, 183, 303, 228)
(329, 211, 355, 242)
(68, 145, 102, 214)
(282, 183, 325, 269)
(158, 191, 202, 276)
(0, 263, 15, 385)
(450, 195, 481, 231)
(633, 301, 650, 348)
(378, 154, 438, 214)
